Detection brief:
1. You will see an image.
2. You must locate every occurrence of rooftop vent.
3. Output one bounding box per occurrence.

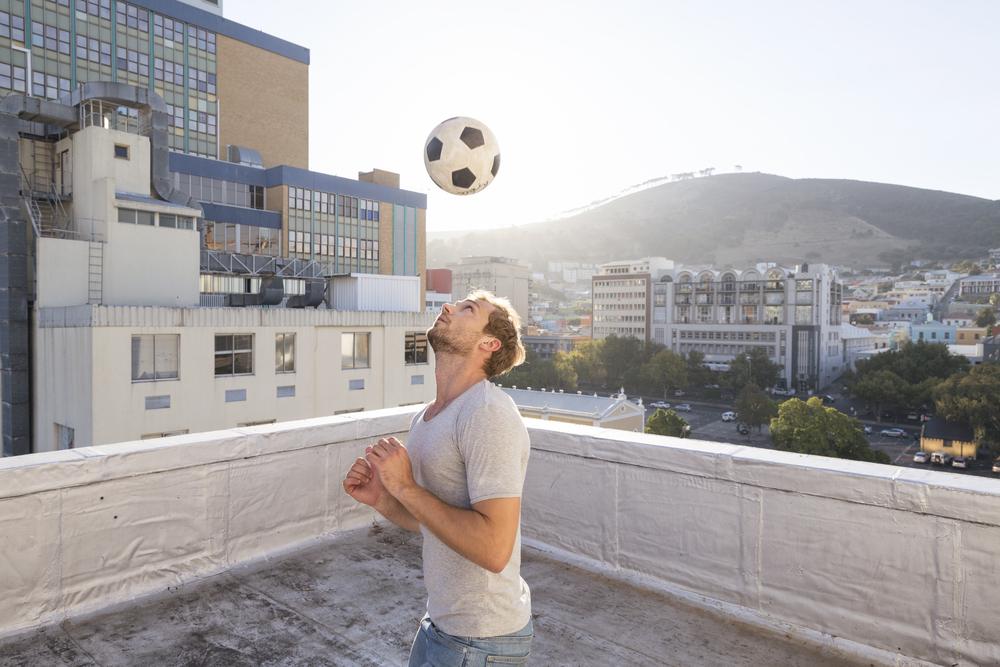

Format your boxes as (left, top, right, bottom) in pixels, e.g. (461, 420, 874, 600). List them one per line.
(227, 145, 263, 169)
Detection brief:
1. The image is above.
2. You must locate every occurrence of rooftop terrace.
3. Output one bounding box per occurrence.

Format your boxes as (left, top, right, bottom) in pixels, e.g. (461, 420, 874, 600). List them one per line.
(1, 409, 998, 666)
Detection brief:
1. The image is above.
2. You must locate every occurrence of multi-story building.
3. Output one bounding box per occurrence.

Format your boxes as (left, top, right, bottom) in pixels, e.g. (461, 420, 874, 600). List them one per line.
(909, 320, 956, 344)
(449, 256, 531, 322)
(958, 274, 1000, 299)
(591, 257, 673, 341)
(646, 263, 844, 391)
(521, 333, 586, 360)
(0, 1, 430, 455)
(424, 267, 451, 313)
(880, 301, 931, 322)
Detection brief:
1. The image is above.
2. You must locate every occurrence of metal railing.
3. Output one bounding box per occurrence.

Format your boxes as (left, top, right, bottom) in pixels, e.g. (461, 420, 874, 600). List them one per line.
(200, 250, 338, 279)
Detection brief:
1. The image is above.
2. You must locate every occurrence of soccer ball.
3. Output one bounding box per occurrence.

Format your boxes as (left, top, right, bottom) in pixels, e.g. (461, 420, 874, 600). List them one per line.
(424, 117, 500, 195)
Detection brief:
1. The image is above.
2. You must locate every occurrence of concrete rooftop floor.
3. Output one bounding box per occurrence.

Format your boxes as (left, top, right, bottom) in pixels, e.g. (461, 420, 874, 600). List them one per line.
(0, 525, 870, 667)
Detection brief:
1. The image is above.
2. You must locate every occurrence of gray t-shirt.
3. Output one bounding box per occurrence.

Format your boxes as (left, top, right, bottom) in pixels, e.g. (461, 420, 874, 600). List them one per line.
(406, 379, 531, 638)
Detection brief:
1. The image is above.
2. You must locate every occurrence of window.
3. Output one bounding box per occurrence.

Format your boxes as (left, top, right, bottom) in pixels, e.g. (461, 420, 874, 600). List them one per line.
(114, 144, 129, 159)
(404, 332, 428, 365)
(131, 334, 179, 381)
(158, 214, 193, 230)
(341, 332, 370, 369)
(118, 208, 154, 225)
(275, 333, 295, 373)
(215, 334, 254, 376)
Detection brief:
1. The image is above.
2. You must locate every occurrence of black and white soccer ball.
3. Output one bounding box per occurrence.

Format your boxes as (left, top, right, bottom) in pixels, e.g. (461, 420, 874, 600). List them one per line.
(424, 117, 500, 195)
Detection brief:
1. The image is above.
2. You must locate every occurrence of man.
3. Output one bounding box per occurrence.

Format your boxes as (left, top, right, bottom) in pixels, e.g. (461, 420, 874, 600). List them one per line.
(342, 290, 533, 666)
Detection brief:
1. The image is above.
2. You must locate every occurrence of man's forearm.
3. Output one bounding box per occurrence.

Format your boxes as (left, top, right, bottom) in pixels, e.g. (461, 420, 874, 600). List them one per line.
(374, 493, 421, 532)
(395, 484, 509, 573)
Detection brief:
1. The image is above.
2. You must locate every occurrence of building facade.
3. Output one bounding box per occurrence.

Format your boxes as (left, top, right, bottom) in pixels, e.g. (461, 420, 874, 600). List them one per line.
(449, 256, 531, 322)
(647, 264, 844, 391)
(1, 1, 429, 455)
(958, 274, 1000, 298)
(591, 257, 673, 341)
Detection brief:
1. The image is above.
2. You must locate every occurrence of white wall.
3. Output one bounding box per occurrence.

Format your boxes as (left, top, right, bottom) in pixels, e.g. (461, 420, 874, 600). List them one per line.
(36, 238, 90, 307)
(2, 413, 998, 666)
(34, 306, 435, 451)
(103, 221, 200, 307)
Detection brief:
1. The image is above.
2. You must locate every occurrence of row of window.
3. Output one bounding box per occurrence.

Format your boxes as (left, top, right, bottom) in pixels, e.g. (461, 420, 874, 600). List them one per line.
(287, 231, 378, 260)
(118, 207, 194, 230)
(175, 172, 265, 209)
(202, 221, 280, 257)
(131, 332, 430, 382)
(288, 188, 380, 221)
(593, 279, 645, 287)
(675, 330, 779, 342)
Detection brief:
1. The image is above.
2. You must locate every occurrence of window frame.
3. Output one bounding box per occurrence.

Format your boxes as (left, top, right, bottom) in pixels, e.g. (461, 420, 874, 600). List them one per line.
(341, 332, 371, 370)
(114, 143, 130, 160)
(404, 332, 428, 365)
(214, 333, 254, 377)
(130, 333, 180, 382)
(275, 332, 296, 374)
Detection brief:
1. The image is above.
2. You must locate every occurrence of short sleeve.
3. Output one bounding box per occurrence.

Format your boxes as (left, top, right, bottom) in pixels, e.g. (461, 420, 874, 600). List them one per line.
(457, 399, 530, 504)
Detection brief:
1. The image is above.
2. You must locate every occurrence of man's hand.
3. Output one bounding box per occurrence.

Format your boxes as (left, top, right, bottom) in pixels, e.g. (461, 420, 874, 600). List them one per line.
(365, 437, 416, 497)
(342, 456, 384, 508)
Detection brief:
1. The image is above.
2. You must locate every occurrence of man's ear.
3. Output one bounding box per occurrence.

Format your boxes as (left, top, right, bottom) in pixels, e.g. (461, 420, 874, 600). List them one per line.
(481, 337, 502, 353)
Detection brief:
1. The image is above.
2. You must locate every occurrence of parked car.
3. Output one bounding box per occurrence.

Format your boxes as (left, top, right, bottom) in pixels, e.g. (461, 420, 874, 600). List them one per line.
(650, 401, 671, 409)
(862, 425, 873, 435)
(704, 384, 720, 390)
(913, 451, 929, 464)
(674, 403, 691, 412)
(951, 457, 968, 469)
(721, 411, 737, 422)
(905, 412, 920, 421)
(992, 459, 1000, 475)
(737, 424, 750, 436)
(821, 394, 836, 404)
(880, 428, 906, 438)
(771, 386, 795, 396)
(930, 452, 953, 466)
(674, 389, 686, 397)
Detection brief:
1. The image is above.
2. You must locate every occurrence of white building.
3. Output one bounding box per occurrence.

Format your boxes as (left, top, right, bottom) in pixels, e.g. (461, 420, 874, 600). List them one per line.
(500, 386, 645, 431)
(648, 263, 845, 391)
(838, 323, 886, 372)
(591, 257, 674, 340)
(959, 274, 1000, 298)
(449, 256, 531, 323)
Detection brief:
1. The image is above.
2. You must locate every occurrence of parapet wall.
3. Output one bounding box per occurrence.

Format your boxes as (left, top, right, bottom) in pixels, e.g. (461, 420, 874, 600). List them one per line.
(521, 421, 1000, 666)
(1, 409, 997, 665)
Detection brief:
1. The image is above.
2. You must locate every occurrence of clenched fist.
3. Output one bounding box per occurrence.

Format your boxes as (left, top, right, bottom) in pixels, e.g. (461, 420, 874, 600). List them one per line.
(342, 456, 385, 508)
(365, 437, 416, 497)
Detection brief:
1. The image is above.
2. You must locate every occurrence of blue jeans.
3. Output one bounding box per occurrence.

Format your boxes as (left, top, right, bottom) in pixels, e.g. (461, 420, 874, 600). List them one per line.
(407, 614, 534, 666)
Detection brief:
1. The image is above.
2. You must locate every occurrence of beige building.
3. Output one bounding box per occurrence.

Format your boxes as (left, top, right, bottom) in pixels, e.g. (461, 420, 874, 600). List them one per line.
(956, 327, 988, 344)
(592, 257, 674, 341)
(501, 387, 645, 431)
(449, 256, 531, 323)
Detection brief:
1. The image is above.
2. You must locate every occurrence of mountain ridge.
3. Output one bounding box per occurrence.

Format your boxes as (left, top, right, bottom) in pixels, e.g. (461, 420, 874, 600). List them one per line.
(427, 173, 1000, 270)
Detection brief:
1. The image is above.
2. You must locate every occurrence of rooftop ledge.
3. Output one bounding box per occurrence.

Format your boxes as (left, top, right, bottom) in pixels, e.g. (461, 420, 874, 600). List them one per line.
(1, 410, 998, 666)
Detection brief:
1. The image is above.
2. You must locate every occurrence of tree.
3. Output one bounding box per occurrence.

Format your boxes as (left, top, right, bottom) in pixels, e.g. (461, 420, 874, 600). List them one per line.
(975, 308, 996, 328)
(564, 339, 606, 387)
(770, 397, 890, 463)
(851, 369, 906, 421)
(684, 350, 712, 388)
(600, 335, 645, 389)
(735, 384, 777, 432)
(646, 408, 690, 438)
(727, 348, 781, 393)
(503, 348, 576, 391)
(640, 349, 688, 398)
(934, 364, 1000, 447)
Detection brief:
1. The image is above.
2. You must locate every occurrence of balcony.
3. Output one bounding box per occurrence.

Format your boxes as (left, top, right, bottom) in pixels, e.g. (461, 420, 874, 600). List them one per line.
(1, 410, 998, 666)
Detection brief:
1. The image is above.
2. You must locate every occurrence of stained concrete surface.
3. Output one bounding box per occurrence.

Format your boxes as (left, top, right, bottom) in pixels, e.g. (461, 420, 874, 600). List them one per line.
(0, 524, 871, 667)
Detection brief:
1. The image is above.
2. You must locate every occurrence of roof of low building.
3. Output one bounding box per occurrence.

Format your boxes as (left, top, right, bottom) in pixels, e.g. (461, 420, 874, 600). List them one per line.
(922, 418, 975, 442)
(501, 387, 642, 420)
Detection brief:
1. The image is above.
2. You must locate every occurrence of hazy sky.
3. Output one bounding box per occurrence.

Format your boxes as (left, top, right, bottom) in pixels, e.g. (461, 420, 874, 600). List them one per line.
(227, 0, 1000, 232)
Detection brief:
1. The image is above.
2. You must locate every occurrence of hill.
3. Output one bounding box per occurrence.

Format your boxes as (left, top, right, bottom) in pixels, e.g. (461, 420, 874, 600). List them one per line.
(427, 173, 1000, 270)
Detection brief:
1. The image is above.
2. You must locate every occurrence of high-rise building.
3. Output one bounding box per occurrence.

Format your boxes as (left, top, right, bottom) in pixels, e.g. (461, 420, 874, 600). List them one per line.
(0, 1, 430, 455)
(591, 257, 674, 341)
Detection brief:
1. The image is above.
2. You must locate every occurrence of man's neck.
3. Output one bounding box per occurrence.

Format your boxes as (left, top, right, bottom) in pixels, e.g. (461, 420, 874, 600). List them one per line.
(432, 353, 488, 408)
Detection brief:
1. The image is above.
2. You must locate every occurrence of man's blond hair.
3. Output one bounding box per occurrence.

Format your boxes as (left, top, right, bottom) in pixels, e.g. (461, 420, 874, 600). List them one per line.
(466, 290, 525, 378)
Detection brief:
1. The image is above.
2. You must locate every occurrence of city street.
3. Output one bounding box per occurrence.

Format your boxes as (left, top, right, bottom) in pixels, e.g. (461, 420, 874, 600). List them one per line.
(642, 399, 998, 479)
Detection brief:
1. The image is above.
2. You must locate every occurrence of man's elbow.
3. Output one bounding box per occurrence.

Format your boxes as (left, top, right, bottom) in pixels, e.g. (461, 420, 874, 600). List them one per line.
(486, 546, 515, 574)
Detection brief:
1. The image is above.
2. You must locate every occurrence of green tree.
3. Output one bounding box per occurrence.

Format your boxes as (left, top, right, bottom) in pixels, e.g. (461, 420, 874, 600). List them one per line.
(934, 364, 1000, 446)
(684, 350, 712, 389)
(640, 349, 688, 398)
(600, 335, 645, 389)
(552, 352, 579, 391)
(727, 348, 781, 393)
(645, 408, 690, 438)
(735, 383, 777, 432)
(770, 397, 890, 463)
(975, 308, 996, 328)
(851, 369, 906, 421)
(565, 339, 606, 387)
